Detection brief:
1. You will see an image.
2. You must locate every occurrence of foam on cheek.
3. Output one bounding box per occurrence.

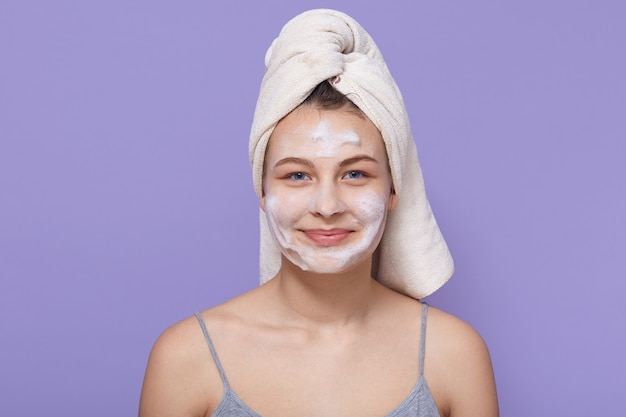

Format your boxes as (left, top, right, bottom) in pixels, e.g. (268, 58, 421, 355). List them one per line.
(265, 193, 296, 244)
(264, 192, 312, 269)
(308, 120, 361, 158)
(346, 191, 388, 254)
(352, 192, 387, 224)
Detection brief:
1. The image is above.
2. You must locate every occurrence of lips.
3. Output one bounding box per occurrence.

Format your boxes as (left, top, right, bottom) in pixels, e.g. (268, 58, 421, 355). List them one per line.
(301, 228, 353, 246)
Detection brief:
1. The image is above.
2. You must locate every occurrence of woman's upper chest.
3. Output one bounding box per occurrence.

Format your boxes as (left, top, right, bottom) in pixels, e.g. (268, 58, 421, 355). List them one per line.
(210, 321, 423, 417)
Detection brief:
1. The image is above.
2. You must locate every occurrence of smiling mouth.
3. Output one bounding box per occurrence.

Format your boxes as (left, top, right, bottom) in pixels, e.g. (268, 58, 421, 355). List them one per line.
(301, 229, 353, 246)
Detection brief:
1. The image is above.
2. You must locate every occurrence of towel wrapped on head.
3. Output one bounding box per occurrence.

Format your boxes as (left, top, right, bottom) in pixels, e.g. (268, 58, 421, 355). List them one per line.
(249, 9, 453, 299)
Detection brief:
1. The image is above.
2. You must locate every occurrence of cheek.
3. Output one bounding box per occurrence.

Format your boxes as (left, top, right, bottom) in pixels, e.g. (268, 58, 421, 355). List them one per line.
(351, 192, 387, 225)
(265, 190, 309, 226)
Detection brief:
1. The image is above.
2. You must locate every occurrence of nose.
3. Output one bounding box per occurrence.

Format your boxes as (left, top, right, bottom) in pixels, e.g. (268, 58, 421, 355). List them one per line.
(310, 181, 347, 217)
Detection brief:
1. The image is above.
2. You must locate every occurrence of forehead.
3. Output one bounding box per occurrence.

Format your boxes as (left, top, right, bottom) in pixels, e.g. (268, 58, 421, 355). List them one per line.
(265, 107, 386, 161)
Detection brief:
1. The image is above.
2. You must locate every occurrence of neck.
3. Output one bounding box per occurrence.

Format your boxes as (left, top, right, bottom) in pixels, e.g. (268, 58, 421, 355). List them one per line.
(270, 256, 381, 328)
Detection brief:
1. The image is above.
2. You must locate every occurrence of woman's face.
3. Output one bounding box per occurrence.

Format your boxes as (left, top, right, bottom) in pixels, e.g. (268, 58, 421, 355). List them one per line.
(261, 107, 398, 275)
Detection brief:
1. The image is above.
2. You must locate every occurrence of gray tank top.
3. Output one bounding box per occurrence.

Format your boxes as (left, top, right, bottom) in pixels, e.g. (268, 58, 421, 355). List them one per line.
(195, 303, 440, 417)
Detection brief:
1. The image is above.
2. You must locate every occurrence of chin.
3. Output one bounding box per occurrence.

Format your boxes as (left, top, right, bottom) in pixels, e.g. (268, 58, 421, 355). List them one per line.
(282, 241, 379, 276)
(294, 255, 368, 275)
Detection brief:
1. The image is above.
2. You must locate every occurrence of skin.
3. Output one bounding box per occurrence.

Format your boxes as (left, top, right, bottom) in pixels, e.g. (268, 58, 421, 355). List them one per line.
(139, 107, 499, 417)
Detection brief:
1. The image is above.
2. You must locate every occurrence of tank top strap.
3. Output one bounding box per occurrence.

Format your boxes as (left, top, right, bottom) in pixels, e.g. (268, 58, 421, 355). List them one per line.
(194, 312, 231, 389)
(419, 303, 429, 377)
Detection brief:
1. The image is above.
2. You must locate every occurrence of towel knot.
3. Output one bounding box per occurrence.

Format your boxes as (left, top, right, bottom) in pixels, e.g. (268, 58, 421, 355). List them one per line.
(264, 10, 361, 78)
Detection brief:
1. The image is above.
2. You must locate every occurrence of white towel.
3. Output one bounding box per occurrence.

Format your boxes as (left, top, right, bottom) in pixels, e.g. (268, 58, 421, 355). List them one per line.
(249, 9, 453, 299)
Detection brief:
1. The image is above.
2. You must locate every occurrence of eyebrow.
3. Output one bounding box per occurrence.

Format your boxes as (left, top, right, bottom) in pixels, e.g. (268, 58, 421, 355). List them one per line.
(273, 157, 314, 168)
(339, 155, 379, 167)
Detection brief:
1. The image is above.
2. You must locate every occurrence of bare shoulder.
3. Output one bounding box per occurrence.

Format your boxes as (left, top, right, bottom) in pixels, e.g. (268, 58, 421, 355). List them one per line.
(425, 306, 499, 417)
(426, 306, 491, 361)
(138, 315, 219, 417)
(138, 289, 264, 417)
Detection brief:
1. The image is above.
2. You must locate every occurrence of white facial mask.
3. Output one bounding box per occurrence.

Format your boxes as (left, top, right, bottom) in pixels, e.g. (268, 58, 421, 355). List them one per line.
(308, 120, 361, 157)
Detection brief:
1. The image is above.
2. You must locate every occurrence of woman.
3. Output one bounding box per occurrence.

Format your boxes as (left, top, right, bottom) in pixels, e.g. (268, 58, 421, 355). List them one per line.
(139, 9, 498, 417)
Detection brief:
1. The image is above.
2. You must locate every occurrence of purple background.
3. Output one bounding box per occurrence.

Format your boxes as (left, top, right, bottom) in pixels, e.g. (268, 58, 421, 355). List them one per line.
(1, 1, 624, 415)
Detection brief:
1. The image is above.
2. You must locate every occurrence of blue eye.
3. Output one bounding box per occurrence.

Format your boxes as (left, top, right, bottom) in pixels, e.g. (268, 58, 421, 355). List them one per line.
(289, 172, 310, 181)
(344, 170, 364, 180)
